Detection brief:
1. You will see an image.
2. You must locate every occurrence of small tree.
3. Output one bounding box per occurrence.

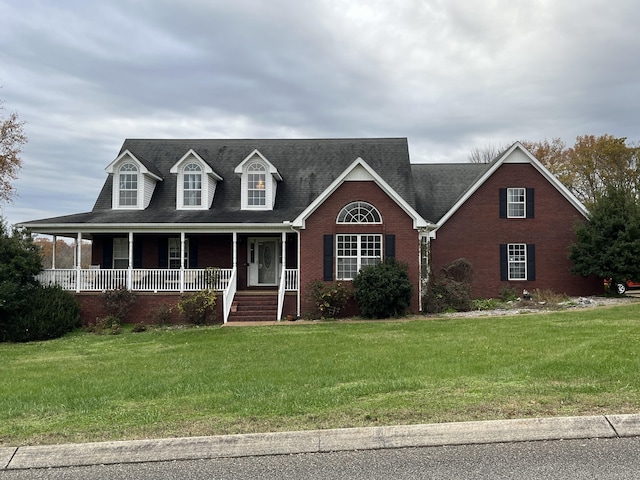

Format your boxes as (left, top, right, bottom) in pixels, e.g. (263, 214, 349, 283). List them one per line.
(0, 221, 42, 327)
(353, 260, 413, 318)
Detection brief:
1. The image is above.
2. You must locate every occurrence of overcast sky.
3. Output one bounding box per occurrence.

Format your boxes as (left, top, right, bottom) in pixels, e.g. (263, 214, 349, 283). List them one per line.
(1, 0, 639, 227)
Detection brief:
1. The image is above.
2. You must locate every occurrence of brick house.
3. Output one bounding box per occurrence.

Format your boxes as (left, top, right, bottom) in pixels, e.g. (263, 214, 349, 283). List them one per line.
(19, 138, 601, 323)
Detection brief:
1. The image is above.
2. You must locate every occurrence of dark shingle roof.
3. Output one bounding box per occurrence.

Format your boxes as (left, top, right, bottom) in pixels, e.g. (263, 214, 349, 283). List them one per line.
(24, 138, 416, 226)
(411, 163, 492, 222)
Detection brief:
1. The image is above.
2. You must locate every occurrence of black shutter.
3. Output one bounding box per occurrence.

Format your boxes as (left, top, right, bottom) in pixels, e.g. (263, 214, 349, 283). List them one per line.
(133, 241, 143, 268)
(500, 244, 508, 281)
(385, 234, 396, 261)
(158, 239, 168, 269)
(499, 188, 507, 218)
(527, 244, 536, 280)
(103, 237, 113, 269)
(526, 188, 535, 219)
(189, 237, 198, 269)
(323, 235, 333, 281)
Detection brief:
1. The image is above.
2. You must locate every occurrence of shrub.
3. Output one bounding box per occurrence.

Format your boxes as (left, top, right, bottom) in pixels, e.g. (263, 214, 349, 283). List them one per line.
(150, 304, 173, 326)
(307, 280, 352, 318)
(423, 258, 474, 314)
(499, 285, 519, 302)
(177, 289, 218, 325)
(423, 277, 472, 313)
(353, 260, 413, 318)
(1, 284, 80, 342)
(102, 286, 137, 324)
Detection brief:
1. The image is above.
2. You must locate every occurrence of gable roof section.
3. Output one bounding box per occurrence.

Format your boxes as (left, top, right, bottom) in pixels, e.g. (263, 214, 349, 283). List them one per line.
(432, 142, 589, 228)
(292, 157, 430, 229)
(21, 138, 418, 228)
(411, 162, 491, 223)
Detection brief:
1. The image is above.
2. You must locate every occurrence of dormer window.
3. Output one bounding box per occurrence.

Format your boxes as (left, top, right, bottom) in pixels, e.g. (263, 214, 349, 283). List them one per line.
(106, 150, 162, 210)
(183, 163, 202, 207)
(118, 163, 138, 207)
(248, 162, 266, 207)
(234, 149, 282, 211)
(170, 150, 223, 210)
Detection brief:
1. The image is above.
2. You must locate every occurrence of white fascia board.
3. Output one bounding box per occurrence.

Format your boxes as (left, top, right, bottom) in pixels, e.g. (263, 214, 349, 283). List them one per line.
(104, 149, 163, 181)
(436, 142, 589, 229)
(170, 149, 223, 181)
(233, 149, 283, 181)
(19, 222, 295, 236)
(292, 157, 430, 230)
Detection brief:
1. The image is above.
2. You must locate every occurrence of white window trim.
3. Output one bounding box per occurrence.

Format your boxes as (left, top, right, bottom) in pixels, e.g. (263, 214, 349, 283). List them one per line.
(170, 150, 222, 210)
(507, 243, 527, 280)
(336, 234, 382, 280)
(117, 163, 139, 209)
(234, 149, 282, 211)
(168, 238, 189, 269)
(507, 187, 526, 218)
(337, 201, 382, 224)
(113, 238, 129, 269)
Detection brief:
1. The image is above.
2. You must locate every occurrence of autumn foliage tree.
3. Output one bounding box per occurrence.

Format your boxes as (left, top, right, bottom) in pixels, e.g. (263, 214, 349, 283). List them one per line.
(522, 135, 639, 207)
(0, 97, 27, 204)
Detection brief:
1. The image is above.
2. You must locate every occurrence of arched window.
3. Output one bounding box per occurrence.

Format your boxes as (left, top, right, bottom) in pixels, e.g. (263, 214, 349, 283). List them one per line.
(119, 163, 138, 206)
(247, 162, 266, 206)
(183, 163, 202, 206)
(337, 201, 382, 224)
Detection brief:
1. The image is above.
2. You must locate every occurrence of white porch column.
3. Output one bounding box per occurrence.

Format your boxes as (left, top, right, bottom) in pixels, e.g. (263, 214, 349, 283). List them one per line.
(281, 232, 287, 271)
(232, 232, 237, 270)
(75, 232, 82, 292)
(52, 235, 57, 270)
(127, 231, 134, 290)
(180, 231, 186, 292)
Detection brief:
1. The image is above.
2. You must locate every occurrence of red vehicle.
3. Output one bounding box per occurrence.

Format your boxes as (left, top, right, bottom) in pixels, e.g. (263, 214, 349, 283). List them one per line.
(615, 280, 640, 294)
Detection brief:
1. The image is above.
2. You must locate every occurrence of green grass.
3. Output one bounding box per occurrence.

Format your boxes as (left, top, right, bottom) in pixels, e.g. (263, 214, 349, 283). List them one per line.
(2, 303, 640, 446)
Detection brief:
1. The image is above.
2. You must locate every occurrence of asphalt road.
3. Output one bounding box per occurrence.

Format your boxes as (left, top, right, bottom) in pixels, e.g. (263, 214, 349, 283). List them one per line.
(2, 437, 639, 480)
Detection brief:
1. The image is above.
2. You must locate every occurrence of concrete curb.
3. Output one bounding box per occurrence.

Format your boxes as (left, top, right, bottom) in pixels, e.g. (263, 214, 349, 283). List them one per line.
(2, 414, 639, 470)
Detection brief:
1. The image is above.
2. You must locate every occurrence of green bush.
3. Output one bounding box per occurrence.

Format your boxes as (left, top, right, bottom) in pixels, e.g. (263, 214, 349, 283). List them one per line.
(353, 260, 413, 318)
(307, 280, 352, 318)
(177, 289, 218, 325)
(1, 284, 80, 342)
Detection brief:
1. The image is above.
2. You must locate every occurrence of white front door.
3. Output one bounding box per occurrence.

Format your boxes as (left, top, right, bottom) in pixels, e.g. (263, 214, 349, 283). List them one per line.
(247, 238, 280, 286)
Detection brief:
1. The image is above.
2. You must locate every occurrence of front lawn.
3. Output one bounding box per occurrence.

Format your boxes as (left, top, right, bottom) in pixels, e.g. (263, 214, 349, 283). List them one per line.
(2, 303, 640, 446)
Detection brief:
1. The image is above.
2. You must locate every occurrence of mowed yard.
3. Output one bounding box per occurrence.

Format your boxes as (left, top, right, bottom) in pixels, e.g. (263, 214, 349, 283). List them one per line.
(2, 302, 640, 447)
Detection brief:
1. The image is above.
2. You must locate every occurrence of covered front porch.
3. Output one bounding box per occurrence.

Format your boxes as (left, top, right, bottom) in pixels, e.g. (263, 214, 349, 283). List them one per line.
(33, 228, 300, 323)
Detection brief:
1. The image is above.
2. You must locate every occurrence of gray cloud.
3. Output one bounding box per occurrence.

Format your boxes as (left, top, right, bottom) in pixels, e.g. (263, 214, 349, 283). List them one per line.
(2, 0, 640, 226)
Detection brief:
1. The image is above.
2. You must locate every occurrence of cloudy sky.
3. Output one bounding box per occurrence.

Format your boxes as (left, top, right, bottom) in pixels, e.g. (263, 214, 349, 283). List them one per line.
(1, 0, 639, 226)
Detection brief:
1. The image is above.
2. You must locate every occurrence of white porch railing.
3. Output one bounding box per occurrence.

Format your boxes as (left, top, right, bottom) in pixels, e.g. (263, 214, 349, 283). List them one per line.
(277, 268, 299, 320)
(222, 268, 237, 324)
(36, 268, 235, 293)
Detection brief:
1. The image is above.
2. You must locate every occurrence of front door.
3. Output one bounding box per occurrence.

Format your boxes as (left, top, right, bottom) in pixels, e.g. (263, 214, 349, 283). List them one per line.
(247, 238, 280, 286)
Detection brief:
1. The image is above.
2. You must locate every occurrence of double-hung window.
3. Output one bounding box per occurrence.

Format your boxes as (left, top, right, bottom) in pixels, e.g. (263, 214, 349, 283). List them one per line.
(183, 163, 202, 207)
(113, 238, 129, 269)
(507, 188, 526, 218)
(336, 234, 382, 280)
(168, 238, 189, 269)
(118, 163, 138, 207)
(247, 162, 266, 207)
(507, 243, 527, 280)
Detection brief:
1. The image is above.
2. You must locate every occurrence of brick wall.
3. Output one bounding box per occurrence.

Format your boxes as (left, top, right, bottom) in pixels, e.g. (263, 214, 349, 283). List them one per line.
(299, 180, 421, 314)
(430, 163, 602, 298)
